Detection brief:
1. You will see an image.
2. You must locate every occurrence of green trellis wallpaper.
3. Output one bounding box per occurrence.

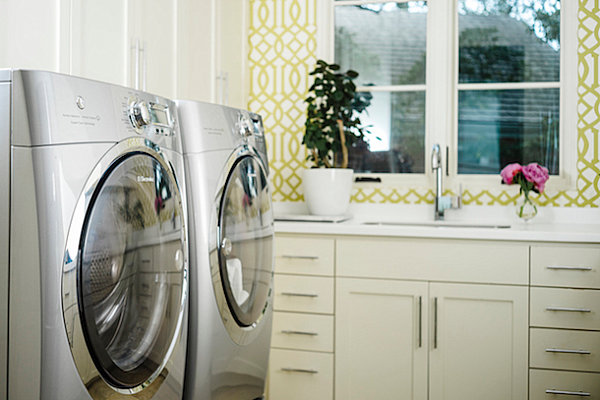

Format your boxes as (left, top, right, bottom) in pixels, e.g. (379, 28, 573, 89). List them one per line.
(248, 0, 600, 207)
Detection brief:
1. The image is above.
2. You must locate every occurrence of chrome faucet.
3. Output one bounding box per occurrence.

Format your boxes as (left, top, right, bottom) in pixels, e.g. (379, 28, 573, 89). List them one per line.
(431, 144, 461, 220)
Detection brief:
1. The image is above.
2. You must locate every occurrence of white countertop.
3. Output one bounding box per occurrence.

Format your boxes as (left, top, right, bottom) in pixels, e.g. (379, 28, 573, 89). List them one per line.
(273, 203, 600, 243)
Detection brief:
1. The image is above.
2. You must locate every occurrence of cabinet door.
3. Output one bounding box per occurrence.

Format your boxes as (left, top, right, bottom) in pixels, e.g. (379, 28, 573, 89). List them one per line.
(0, 0, 62, 71)
(70, 0, 130, 86)
(429, 283, 528, 400)
(214, 0, 247, 108)
(132, 0, 177, 98)
(336, 278, 428, 400)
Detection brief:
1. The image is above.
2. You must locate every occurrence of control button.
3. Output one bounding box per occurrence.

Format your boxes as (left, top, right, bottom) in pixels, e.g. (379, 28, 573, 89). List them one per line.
(76, 96, 85, 110)
(128, 100, 151, 130)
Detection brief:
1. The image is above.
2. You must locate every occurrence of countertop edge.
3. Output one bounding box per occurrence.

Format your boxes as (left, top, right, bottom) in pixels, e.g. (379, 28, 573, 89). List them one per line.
(274, 221, 600, 244)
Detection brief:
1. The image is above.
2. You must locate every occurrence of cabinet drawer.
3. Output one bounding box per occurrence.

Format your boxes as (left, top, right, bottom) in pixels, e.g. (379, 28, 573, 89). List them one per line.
(336, 237, 528, 284)
(271, 312, 333, 352)
(531, 245, 600, 289)
(275, 236, 334, 276)
(530, 328, 600, 372)
(268, 349, 333, 400)
(273, 275, 333, 314)
(530, 288, 600, 330)
(530, 369, 600, 400)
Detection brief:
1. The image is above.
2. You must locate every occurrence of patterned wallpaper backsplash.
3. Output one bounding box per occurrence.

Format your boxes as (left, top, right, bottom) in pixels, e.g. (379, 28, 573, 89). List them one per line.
(248, 0, 600, 207)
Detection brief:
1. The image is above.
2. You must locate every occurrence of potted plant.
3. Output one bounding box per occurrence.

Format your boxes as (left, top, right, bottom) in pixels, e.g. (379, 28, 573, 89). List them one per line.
(302, 59, 371, 216)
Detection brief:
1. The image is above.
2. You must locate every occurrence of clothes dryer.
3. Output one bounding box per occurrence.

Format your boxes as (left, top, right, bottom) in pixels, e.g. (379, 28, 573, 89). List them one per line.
(1, 70, 189, 399)
(177, 100, 274, 400)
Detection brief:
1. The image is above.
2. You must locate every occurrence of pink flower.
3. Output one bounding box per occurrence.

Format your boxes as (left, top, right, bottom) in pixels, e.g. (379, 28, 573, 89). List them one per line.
(522, 163, 549, 193)
(500, 163, 522, 184)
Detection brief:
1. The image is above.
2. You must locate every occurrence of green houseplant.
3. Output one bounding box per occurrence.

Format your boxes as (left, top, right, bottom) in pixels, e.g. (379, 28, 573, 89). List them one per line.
(303, 59, 372, 168)
(301, 59, 371, 216)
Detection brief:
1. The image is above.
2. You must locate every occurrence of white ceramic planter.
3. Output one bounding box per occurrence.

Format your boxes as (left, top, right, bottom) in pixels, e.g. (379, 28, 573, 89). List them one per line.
(302, 168, 354, 216)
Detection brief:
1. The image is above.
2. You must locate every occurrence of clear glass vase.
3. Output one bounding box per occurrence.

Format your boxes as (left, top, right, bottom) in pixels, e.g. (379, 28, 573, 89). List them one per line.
(516, 193, 537, 221)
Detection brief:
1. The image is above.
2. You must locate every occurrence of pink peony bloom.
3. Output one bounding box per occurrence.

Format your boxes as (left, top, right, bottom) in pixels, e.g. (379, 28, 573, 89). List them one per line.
(522, 163, 549, 193)
(500, 163, 522, 184)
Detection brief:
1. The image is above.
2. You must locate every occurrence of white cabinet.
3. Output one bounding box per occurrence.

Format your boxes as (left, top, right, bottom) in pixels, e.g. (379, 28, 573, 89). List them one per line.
(0, 0, 218, 101)
(428, 283, 528, 400)
(335, 278, 527, 400)
(336, 278, 428, 400)
(130, 0, 177, 98)
(70, 0, 130, 87)
(267, 235, 335, 400)
(0, 0, 66, 71)
(529, 244, 600, 398)
(71, 0, 177, 98)
(213, 0, 248, 108)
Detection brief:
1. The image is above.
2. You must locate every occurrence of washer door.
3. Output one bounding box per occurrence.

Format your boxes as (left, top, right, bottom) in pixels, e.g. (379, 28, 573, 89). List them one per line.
(217, 154, 273, 332)
(73, 150, 186, 392)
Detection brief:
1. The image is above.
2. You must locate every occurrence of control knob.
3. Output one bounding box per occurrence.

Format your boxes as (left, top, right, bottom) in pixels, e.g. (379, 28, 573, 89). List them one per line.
(128, 100, 151, 130)
(238, 114, 252, 138)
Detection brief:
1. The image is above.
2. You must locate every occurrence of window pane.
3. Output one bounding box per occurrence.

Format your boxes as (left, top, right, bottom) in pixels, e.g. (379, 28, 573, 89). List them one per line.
(458, 0, 560, 83)
(457, 88, 559, 174)
(335, 2, 427, 86)
(348, 91, 425, 173)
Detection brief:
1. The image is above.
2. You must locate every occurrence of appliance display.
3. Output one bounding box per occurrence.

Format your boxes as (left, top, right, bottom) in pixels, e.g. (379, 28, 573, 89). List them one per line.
(1, 69, 188, 399)
(177, 100, 274, 400)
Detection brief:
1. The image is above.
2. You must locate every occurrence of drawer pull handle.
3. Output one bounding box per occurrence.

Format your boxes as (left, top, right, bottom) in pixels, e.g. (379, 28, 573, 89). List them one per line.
(281, 367, 318, 374)
(281, 255, 319, 260)
(545, 348, 592, 355)
(547, 265, 593, 271)
(281, 292, 318, 298)
(546, 306, 592, 313)
(281, 330, 319, 336)
(545, 389, 591, 396)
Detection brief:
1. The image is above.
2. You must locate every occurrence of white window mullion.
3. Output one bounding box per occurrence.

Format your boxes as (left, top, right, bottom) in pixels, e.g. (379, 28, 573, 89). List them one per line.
(357, 84, 427, 92)
(426, 0, 455, 183)
(560, 0, 578, 188)
(457, 82, 561, 91)
(335, 0, 414, 5)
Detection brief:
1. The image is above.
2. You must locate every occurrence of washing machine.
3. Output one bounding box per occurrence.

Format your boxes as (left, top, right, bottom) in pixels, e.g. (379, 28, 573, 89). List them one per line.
(177, 100, 274, 400)
(0, 69, 189, 399)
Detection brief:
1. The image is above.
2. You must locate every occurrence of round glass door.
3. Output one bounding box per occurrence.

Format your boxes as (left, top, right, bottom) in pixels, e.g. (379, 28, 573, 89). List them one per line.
(78, 152, 186, 389)
(218, 155, 273, 327)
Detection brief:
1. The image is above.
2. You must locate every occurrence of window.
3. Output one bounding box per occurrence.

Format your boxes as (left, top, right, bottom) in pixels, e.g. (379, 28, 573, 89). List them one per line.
(328, 0, 575, 186)
(335, 2, 428, 173)
(457, 0, 561, 175)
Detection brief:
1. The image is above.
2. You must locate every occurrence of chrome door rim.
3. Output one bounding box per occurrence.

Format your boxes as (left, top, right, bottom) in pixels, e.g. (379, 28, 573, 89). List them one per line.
(61, 137, 188, 396)
(209, 145, 274, 345)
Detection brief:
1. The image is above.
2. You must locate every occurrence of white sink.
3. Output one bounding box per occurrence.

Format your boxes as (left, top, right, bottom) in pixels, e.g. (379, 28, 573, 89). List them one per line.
(362, 221, 511, 229)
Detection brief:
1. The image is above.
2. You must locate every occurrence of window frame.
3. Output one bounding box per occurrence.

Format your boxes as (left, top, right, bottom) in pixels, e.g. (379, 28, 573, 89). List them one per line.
(320, 0, 578, 192)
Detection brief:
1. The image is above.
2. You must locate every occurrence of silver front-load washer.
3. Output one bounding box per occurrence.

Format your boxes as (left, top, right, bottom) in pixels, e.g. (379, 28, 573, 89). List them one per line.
(0, 69, 188, 399)
(177, 100, 274, 400)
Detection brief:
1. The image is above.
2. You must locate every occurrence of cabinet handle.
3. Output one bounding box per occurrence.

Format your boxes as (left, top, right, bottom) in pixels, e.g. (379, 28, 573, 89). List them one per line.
(545, 348, 592, 355)
(433, 297, 438, 349)
(546, 306, 592, 313)
(281, 292, 318, 298)
(140, 41, 146, 91)
(418, 296, 422, 348)
(281, 367, 318, 374)
(547, 265, 593, 271)
(134, 39, 141, 90)
(545, 389, 591, 396)
(281, 330, 318, 336)
(281, 255, 319, 260)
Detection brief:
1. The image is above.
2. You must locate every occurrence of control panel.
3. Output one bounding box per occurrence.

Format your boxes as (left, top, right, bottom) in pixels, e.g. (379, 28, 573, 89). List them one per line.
(128, 98, 174, 136)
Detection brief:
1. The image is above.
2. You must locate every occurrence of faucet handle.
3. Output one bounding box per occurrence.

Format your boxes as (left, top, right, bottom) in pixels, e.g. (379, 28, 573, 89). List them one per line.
(431, 144, 441, 169)
(450, 184, 463, 209)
